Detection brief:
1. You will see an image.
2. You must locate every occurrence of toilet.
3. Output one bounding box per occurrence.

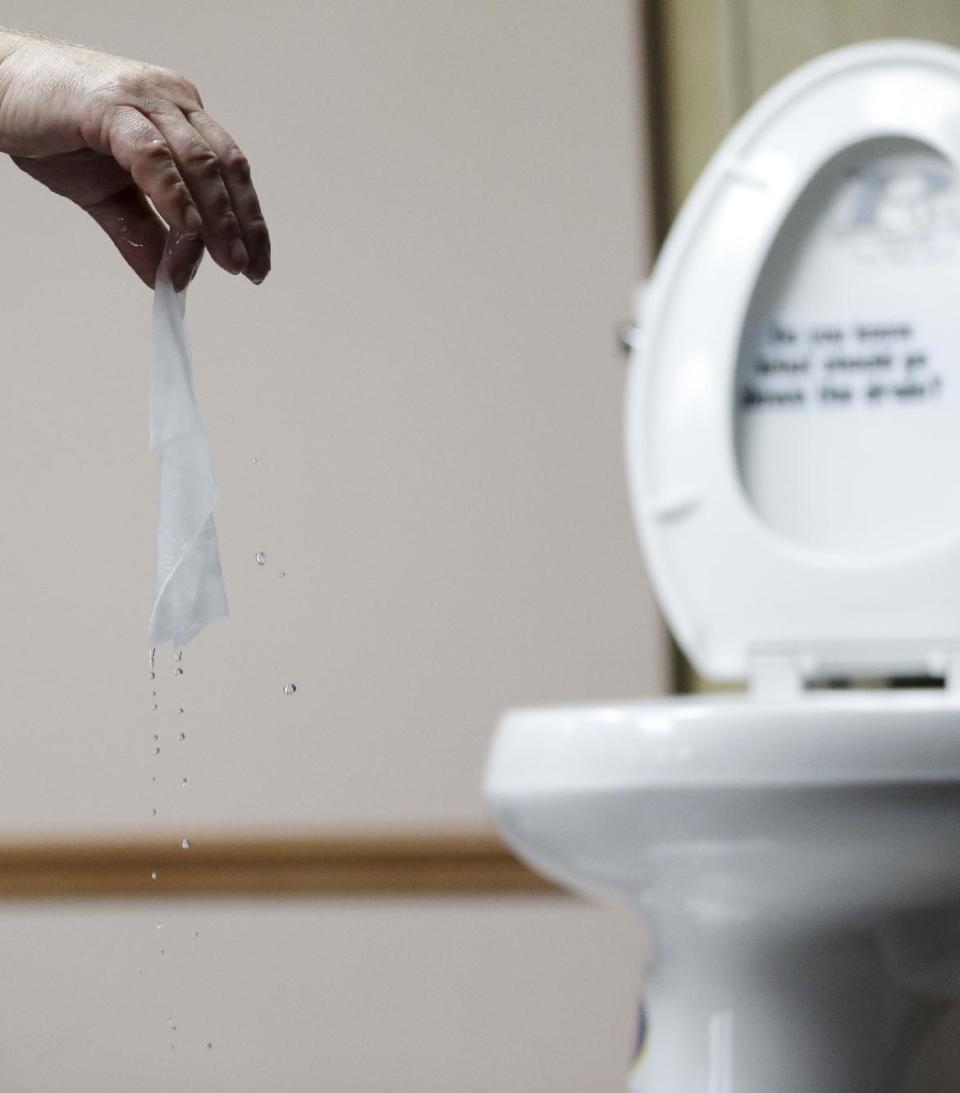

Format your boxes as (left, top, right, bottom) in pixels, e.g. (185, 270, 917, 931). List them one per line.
(485, 40, 960, 1093)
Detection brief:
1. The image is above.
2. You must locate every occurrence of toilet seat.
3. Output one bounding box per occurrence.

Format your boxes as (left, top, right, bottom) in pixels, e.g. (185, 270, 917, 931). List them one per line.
(627, 40, 960, 684)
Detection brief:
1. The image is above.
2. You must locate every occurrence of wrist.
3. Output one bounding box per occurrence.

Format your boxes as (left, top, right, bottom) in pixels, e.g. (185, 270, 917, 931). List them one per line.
(0, 31, 80, 157)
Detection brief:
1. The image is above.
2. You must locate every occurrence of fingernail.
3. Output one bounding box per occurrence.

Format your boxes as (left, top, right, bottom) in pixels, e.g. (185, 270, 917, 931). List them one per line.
(184, 206, 203, 236)
(230, 239, 249, 269)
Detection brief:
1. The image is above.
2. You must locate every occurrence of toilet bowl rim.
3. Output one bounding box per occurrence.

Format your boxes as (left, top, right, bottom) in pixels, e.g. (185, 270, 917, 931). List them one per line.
(485, 691, 960, 795)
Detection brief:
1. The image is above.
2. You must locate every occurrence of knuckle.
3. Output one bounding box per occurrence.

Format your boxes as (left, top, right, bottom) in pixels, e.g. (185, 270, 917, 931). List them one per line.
(116, 65, 158, 101)
(103, 62, 186, 105)
(247, 218, 270, 245)
(207, 189, 234, 218)
(137, 137, 173, 164)
(182, 145, 220, 178)
(166, 69, 202, 104)
(170, 179, 193, 203)
(222, 146, 251, 179)
(182, 78, 204, 106)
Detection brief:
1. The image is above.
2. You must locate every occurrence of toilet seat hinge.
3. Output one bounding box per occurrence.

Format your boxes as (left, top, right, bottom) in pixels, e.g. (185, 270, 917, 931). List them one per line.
(748, 652, 805, 699)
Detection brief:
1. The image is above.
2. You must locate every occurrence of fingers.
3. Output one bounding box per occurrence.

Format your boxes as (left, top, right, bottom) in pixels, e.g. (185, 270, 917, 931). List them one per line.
(147, 106, 253, 279)
(186, 109, 270, 284)
(98, 81, 270, 286)
(105, 105, 203, 239)
(84, 183, 168, 288)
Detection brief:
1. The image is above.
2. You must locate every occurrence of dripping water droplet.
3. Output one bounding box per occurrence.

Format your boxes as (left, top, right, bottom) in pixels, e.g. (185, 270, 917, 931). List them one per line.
(177, 707, 184, 716)
(278, 571, 286, 579)
(150, 808, 157, 817)
(175, 650, 183, 663)
(256, 551, 266, 566)
(177, 731, 186, 742)
(283, 683, 297, 695)
(206, 1041, 213, 1051)
(151, 871, 158, 881)
(180, 777, 188, 788)
(175, 667, 183, 677)
(152, 746, 160, 756)
(181, 837, 191, 850)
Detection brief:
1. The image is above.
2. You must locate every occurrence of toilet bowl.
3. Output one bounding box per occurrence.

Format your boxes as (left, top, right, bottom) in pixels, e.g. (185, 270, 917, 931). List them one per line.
(485, 40, 960, 1092)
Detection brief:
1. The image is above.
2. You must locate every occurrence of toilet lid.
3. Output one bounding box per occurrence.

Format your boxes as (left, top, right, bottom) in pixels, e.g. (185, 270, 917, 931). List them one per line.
(627, 40, 960, 683)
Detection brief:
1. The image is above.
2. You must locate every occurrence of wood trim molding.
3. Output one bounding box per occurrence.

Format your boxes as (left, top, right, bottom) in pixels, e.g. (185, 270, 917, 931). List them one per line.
(0, 831, 561, 900)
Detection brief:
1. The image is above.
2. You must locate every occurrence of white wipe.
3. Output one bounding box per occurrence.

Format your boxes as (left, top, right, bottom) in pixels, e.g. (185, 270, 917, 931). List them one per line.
(148, 269, 228, 648)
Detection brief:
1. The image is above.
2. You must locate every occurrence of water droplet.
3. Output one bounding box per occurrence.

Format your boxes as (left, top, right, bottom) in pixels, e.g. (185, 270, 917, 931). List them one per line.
(256, 551, 266, 566)
(152, 733, 159, 743)
(148, 672, 156, 680)
(283, 683, 297, 695)
(151, 704, 158, 712)
(160, 948, 165, 956)
(278, 571, 286, 579)
(251, 456, 260, 464)
(181, 837, 191, 850)
(180, 777, 188, 788)
(194, 930, 200, 939)
(151, 808, 157, 817)
(168, 1018, 177, 1032)
(175, 650, 183, 663)
(156, 921, 163, 930)
(175, 667, 183, 677)
(177, 731, 186, 742)
(151, 777, 157, 784)
(206, 1041, 213, 1051)
(152, 746, 160, 756)
(151, 871, 158, 881)
(177, 707, 184, 716)
(151, 690, 157, 698)
(149, 648, 156, 669)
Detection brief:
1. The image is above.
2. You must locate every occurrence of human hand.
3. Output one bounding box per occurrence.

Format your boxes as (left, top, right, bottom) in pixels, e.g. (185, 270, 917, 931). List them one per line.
(0, 29, 270, 290)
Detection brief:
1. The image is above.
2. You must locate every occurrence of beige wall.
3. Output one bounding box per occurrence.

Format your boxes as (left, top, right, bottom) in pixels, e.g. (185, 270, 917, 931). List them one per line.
(0, 0, 661, 1090)
(0, 896, 644, 1093)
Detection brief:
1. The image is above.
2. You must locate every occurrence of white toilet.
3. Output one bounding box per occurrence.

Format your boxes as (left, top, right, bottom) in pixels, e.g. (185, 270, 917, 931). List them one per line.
(485, 40, 960, 1092)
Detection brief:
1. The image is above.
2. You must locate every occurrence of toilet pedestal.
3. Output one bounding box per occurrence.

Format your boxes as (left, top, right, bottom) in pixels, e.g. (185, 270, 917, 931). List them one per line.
(630, 915, 941, 1093)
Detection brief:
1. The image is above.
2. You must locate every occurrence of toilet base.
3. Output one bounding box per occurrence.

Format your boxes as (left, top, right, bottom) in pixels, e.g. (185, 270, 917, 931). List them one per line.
(627, 913, 953, 1093)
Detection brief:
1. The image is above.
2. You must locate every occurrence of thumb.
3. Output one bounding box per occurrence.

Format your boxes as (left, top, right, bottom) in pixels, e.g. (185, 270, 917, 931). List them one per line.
(83, 183, 167, 288)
